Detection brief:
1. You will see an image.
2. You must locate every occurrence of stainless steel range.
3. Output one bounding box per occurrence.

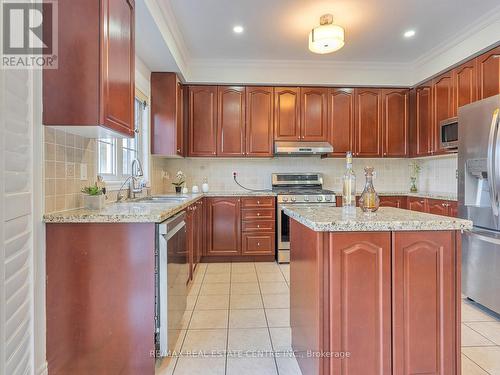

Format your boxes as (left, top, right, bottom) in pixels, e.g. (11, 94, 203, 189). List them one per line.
(273, 173, 336, 263)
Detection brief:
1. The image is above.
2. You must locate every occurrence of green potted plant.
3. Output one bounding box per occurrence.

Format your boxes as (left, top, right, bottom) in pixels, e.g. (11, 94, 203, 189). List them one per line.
(409, 161, 422, 193)
(172, 170, 186, 193)
(81, 183, 105, 210)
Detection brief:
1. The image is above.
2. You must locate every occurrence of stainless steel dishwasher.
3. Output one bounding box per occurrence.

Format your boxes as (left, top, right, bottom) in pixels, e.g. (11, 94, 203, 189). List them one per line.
(155, 211, 188, 356)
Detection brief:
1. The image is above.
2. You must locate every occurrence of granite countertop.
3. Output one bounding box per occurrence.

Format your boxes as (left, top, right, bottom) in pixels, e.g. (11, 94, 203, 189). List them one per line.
(364, 191, 457, 201)
(282, 206, 472, 232)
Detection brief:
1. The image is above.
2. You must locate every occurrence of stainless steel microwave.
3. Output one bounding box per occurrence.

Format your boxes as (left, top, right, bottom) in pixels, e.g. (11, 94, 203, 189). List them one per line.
(440, 117, 458, 149)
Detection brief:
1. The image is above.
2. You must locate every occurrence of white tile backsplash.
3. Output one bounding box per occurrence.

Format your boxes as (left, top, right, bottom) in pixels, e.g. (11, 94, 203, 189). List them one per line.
(416, 155, 458, 195)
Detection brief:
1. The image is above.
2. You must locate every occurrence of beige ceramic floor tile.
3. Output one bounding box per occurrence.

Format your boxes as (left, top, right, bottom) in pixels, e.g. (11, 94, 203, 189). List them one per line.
(231, 263, 256, 274)
(179, 310, 193, 330)
(200, 283, 230, 296)
(191, 268, 206, 284)
(230, 294, 264, 309)
(187, 283, 202, 297)
(260, 282, 289, 295)
(189, 309, 229, 329)
(206, 263, 231, 274)
(262, 294, 290, 309)
(181, 329, 228, 353)
(466, 322, 500, 345)
(229, 309, 267, 328)
(168, 329, 187, 353)
(462, 324, 495, 346)
(258, 272, 286, 282)
(231, 272, 258, 283)
(269, 327, 292, 352)
(275, 355, 303, 375)
(226, 357, 278, 375)
(462, 346, 500, 374)
(256, 263, 281, 273)
(204, 273, 231, 283)
(174, 356, 226, 375)
(462, 301, 499, 322)
(227, 328, 272, 351)
(186, 295, 197, 310)
(155, 356, 177, 375)
(195, 295, 230, 310)
(230, 282, 260, 295)
(266, 309, 290, 328)
(461, 354, 489, 375)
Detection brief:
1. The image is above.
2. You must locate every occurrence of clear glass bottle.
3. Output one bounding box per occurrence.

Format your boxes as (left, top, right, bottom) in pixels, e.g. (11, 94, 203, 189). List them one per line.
(342, 151, 356, 214)
(359, 167, 380, 213)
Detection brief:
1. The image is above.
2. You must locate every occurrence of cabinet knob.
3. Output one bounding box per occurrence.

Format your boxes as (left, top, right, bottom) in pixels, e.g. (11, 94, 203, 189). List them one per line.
(257, 242, 261, 246)
(257, 201, 260, 204)
(257, 213, 260, 216)
(177, 148, 181, 152)
(257, 225, 260, 228)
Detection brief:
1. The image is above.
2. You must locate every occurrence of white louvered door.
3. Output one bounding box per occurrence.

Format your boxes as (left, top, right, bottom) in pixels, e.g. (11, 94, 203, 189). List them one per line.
(0, 67, 35, 374)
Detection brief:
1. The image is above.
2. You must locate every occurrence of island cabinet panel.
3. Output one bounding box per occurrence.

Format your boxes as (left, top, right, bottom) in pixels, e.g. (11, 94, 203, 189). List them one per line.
(382, 89, 409, 157)
(328, 88, 355, 156)
(300, 87, 329, 141)
(274, 87, 301, 140)
(354, 89, 383, 157)
(217, 86, 246, 156)
(188, 86, 218, 156)
(328, 232, 392, 375)
(205, 198, 241, 256)
(477, 46, 500, 100)
(46, 223, 156, 374)
(245, 87, 274, 157)
(432, 72, 455, 154)
(414, 84, 433, 156)
(392, 231, 457, 375)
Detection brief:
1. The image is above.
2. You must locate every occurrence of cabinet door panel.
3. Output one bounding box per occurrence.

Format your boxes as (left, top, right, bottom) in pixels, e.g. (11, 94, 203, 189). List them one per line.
(300, 87, 328, 141)
(206, 198, 241, 256)
(274, 87, 301, 140)
(477, 46, 500, 100)
(217, 86, 245, 156)
(454, 60, 477, 112)
(329, 232, 391, 375)
(433, 73, 454, 154)
(408, 197, 427, 212)
(415, 85, 433, 156)
(427, 199, 449, 216)
(354, 89, 382, 157)
(246, 87, 274, 157)
(328, 88, 354, 156)
(382, 89, 408, 157)
(379, 196, 406, 208)
(189, 86, 217, 156)
(241, 209, 275, 221)
(241, 233, 275, 255)
(101, 0, 135, 136)
(393, 232, 457, 375)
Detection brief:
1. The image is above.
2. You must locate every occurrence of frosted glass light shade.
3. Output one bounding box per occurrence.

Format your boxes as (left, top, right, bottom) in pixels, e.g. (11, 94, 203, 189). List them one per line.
(308, 24, 345, 54)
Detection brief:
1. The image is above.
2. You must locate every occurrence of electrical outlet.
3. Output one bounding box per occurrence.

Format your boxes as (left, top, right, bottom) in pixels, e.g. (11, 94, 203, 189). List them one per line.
(80, 163, 87, 180)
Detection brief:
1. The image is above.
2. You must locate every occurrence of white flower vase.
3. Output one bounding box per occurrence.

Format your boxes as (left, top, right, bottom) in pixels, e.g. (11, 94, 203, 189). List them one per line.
(83, 194, 105, 210)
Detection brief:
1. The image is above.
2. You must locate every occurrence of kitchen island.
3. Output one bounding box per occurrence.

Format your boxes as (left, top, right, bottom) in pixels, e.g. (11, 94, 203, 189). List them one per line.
(283, 206, 472, 375)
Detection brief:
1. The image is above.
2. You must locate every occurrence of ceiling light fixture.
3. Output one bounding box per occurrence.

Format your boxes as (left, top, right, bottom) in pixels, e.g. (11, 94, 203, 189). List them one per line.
(308, 14, 345, 54)
(404, 29, 416, 38)
(233, 25, 244, 34)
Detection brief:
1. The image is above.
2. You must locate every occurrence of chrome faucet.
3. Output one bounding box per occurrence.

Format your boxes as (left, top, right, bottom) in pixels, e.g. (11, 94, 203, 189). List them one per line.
(116, 159, 145, 202)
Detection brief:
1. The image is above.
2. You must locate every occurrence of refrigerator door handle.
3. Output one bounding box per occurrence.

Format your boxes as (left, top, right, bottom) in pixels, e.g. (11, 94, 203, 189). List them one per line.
(487, 109, 500, 216)
(493, 109, 500, 213)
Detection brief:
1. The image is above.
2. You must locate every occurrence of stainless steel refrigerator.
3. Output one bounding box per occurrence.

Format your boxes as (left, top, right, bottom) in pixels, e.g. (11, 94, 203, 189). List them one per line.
(458, 94, 500, 314)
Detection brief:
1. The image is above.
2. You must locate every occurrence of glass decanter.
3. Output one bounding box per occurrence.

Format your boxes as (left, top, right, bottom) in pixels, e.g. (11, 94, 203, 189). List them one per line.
(358, 167, 380, 213)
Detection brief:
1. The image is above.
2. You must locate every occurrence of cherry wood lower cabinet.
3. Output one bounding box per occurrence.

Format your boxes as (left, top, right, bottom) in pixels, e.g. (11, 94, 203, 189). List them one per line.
(408, 197, 458, 217)
(205, 197, 241, 256)
(46, 223, 156, 374)
(289, 220, 461, 375)
(379, 195, 407, 208)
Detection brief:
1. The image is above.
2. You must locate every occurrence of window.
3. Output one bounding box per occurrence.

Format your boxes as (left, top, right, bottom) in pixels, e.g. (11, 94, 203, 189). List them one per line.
(97, 92, 149, 187)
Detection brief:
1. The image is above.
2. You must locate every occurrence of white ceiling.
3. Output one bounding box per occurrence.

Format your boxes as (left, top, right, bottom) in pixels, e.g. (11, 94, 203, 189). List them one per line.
(137, 0, 500, 86)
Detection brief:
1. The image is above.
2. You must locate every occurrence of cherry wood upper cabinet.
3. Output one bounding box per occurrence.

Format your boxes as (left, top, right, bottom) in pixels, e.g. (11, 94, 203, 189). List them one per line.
(433, 72, 455, 154)
(43, 0, 135, 137)
(382, 89, 408, 157)
(415, 84, 433, 157)
(393, 232, 457, 375)
(454, 60, 477, 112)
(205, 198, 241, 256)
(245, 87, 274, 157)
(477, 46, 500, 100)
(151, 73, 184, 156)
(188, 86, 217, 156)
(354, 89, 382, 157)
(329, 232, 392, 375)
(300, 87, 329, 141)
(274, 87, 301, 140)
(217, 86, 245, 156)
(328, 88, 354, 156)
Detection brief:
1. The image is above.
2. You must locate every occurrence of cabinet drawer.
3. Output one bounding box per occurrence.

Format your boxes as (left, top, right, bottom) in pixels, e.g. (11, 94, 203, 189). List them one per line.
(241, 197, 275, 209)
(242, 220, 275, 232)
(241, 208, 275, 221)
(242, 233, 275, 255)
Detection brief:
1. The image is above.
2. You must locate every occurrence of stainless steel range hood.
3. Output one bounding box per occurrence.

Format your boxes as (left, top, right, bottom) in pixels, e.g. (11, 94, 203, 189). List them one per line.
(274, 141, 333, 155)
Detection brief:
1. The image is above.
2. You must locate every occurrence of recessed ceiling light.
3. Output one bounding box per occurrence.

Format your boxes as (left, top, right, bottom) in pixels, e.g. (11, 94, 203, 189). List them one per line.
(233, 25, 244, 34)
(404, 30, 416, 38)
